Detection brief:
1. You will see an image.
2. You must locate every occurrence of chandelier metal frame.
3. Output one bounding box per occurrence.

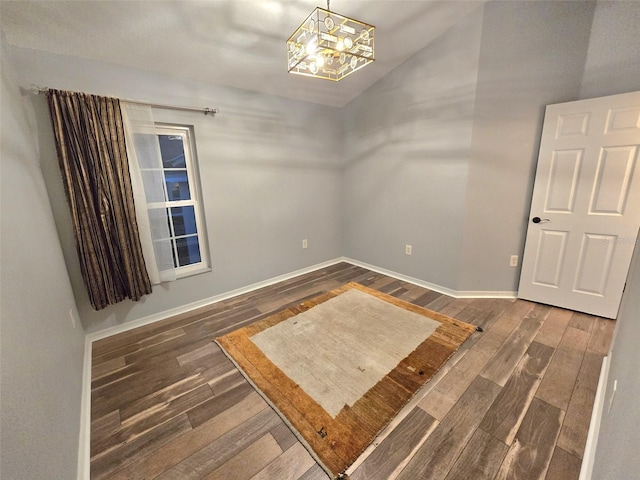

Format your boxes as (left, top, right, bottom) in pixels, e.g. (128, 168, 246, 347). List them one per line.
(286, 1, 375, 81)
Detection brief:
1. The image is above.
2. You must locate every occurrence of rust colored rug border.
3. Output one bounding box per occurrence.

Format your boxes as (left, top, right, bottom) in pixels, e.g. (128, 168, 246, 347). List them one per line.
(215, 282, 476, 479)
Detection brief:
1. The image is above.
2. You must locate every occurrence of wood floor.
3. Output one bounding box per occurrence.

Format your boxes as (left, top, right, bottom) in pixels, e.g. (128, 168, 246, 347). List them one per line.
(90, 262, 615, 480)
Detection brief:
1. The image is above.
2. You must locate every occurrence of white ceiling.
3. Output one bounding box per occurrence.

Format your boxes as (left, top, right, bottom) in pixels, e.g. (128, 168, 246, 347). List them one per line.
(0, 0, 484, 107)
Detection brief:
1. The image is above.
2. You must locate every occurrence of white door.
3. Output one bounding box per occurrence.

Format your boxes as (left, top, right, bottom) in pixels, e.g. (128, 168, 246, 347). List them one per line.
(518, 91, 640, 319)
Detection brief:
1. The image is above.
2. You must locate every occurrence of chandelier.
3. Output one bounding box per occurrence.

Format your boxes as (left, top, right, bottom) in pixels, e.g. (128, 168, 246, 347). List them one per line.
(286, 0, 375, 81)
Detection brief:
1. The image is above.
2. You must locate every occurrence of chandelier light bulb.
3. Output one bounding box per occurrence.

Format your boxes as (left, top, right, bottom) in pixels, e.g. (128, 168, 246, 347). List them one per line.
(307, 40, 317, 55)
(336, 39, 345, 51)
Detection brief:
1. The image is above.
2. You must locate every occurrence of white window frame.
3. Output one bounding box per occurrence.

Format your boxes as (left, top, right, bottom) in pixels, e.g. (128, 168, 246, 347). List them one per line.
(151, 123, 210, 278)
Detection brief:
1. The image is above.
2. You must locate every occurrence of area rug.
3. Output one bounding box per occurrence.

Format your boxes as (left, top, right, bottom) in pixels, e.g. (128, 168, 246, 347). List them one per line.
(215, 282, 476, 479)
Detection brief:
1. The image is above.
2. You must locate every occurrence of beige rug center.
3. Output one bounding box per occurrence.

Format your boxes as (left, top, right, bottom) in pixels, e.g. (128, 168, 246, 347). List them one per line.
(250, 288, 441, 417)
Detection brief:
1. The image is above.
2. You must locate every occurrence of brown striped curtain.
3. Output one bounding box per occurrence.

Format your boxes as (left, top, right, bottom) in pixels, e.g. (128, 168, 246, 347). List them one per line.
(46, 89, 152, 310)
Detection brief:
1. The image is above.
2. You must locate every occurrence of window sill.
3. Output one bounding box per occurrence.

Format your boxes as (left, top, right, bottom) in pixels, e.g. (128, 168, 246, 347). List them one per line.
(175, 265, 212, 281)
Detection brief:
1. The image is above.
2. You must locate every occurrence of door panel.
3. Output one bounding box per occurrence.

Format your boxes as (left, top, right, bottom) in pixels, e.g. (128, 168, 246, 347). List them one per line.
(532, 230, 569, 287)
(556, 112, 591, 138)
(573, 233, 616, 295)
(605, 106, 640, 134)
(519, 91, 640, 318)
(590, 146, 637, 215)
(546, 149, 582, 212)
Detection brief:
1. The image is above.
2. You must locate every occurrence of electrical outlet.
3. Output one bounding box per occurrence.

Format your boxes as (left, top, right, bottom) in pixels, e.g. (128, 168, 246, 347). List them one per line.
(510, 255, 518, 267)
(405, 245, 412, 255)
(302, 239, 308, 249)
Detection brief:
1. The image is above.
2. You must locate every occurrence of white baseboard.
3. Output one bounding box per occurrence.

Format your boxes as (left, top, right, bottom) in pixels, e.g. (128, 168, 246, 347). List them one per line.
(579, 355, 609, 480)
(77, 256, 517, 478)
(86, 258, 346, 344)
(77, 336, 92, 480)
(77, 257, 345, 479)
(87, 257, 517, 346)
(341, 257, 518, 299)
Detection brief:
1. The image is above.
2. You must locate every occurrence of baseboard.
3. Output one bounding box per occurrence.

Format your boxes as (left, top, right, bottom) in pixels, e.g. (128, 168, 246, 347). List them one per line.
(579, 355, 609, 480)
(87, 257, 517, 345)
(78, 257, 347, 479)
(341, 257, 518, 299)
(77, 336, 92, 480)
(77, 256, 517, 478)
(86, 257, 345, 344)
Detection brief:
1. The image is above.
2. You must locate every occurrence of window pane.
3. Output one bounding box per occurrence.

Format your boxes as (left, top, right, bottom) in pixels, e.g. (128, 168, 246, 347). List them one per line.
(152, 238, 176, 271)
(176, 236, 201, 266)
(133, 133, 164, 169)
(148, 207, 171, 239)
(158, 134, 186, 168)
(170, 206, 198, 236)
(165, 170, 191, 201)
(140, 169, 167, 203)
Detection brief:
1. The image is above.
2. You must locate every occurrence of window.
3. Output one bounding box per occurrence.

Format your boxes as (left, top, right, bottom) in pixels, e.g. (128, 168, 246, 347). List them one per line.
(148, 124, 209, 277)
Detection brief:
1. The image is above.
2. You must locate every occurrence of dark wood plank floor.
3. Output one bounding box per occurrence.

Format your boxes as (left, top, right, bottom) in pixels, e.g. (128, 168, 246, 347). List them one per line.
(90, 262, 614, 479)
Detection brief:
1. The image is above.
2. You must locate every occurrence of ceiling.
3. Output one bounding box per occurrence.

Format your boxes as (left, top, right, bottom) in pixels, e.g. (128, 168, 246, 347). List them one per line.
(0, 0, 484, 107)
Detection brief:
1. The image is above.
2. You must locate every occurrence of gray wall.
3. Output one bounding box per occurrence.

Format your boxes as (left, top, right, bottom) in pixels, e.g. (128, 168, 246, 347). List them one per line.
(8, 46, 343, 333)
(342, 1, 597, 293)
(580, 0, 640, 100)
(341, 6, 484, 290)
(9, 1, 637, 333)
(458, 0, 595, 291)
(585, 2, 640, 479)
(0, 38, 86, 479)
(591, 236, 640, 480)
(2, 2, 640, 478)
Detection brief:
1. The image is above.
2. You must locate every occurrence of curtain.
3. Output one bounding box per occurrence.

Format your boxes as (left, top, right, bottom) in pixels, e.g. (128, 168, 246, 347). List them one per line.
(120, 102, 176, 284)
(46, 89, 152, 310)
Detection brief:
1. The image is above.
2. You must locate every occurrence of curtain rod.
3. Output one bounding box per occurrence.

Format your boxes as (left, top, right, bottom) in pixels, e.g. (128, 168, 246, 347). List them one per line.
(32, 85, 219, 117)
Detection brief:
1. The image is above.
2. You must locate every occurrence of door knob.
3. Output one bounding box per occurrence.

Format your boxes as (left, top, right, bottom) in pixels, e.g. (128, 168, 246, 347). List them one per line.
(532, 217, 550, 224)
